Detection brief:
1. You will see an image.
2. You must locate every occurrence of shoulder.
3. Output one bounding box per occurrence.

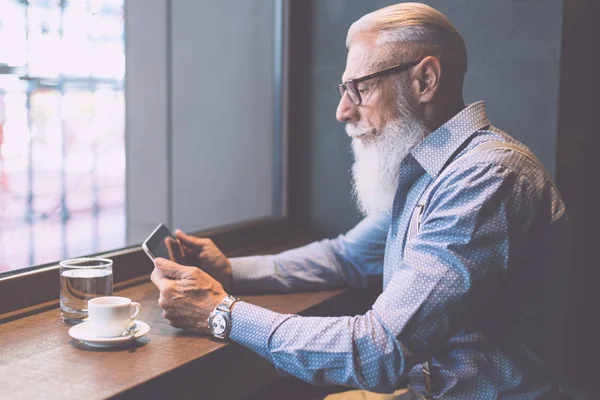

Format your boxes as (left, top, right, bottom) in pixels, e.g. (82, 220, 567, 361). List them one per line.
(454, 128, 547, 188)
(425, 129, 551, 211)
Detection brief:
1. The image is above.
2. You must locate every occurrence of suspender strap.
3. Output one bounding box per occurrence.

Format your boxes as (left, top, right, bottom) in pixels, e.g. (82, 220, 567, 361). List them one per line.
(465, 141, 551, 181)
(412, 141, 545, 399)
(409, 140, 546, 244)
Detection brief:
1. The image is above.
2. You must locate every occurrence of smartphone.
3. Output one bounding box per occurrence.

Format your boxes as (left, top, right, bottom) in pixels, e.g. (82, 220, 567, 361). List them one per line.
(142, 223, 183, 263)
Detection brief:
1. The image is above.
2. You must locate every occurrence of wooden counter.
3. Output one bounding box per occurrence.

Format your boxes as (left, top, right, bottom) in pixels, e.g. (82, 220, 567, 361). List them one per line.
(0, 277, 379, 400)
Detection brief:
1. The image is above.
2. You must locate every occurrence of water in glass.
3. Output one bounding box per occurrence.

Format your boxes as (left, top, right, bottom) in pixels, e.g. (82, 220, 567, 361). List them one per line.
(60, 258, 113, 324)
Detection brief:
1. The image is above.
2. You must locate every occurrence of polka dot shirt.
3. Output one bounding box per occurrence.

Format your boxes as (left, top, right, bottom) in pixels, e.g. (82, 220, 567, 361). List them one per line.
(229, 102, 569, 399)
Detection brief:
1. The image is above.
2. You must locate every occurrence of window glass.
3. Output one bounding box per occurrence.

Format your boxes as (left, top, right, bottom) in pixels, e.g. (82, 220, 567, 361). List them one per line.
(0, 0, 284, 274)
(0, 0, 125, 273)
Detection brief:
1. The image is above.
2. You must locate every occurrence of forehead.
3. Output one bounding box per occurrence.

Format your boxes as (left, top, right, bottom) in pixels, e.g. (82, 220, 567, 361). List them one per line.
(342, 34, 394, 82)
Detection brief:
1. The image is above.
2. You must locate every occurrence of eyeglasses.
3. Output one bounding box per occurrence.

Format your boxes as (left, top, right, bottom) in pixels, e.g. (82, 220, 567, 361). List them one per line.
(336, 59, 422, 106)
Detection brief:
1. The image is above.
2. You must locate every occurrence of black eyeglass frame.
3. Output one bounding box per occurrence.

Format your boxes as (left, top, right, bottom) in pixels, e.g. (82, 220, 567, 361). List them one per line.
(337, 59, 423, 106)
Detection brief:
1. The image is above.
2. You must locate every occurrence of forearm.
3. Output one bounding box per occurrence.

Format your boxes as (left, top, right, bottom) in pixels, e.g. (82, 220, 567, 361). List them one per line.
(230, 240, 349, 294)
(231, 213, 389, 294)
(229, 301, 407, 392)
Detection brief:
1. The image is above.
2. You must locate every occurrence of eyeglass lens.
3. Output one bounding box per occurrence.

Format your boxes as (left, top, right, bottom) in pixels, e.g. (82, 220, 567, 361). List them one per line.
(337, 83, 361, 105)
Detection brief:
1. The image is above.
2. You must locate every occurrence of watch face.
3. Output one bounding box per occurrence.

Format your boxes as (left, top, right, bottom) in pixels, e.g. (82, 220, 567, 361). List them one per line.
(211, 313, 227, 335)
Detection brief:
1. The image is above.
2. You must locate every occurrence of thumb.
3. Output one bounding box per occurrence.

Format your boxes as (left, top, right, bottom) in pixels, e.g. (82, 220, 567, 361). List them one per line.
(154, 257, 192, 279)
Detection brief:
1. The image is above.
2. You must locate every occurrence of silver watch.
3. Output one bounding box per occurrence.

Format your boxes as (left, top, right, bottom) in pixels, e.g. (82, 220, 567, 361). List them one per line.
(207, 295, 239, 339)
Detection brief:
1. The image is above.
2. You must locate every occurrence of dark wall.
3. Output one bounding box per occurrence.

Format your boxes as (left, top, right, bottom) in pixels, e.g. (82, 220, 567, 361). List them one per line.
(291, 0, 563, 237)
(557, 0, 600, 392)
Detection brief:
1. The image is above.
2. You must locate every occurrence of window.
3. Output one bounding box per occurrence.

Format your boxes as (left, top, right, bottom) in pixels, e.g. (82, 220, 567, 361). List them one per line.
(0, 0, 125, 273)
(0, 0, 285, 275)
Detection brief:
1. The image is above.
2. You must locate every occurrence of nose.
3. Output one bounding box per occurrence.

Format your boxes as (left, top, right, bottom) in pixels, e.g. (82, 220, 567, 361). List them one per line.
(336, 92, 358, 123)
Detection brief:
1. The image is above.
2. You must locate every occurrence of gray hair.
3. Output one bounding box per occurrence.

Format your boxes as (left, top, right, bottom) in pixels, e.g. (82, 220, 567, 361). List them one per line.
(347, 3, 467, 76)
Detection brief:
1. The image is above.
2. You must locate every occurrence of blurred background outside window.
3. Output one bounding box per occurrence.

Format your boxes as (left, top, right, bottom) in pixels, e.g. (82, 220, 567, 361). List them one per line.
(0, 0, 125, 272)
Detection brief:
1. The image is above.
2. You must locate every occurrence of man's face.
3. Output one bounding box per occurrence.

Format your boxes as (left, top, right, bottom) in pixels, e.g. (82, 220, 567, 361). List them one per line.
(336, 35, 402, 138)
(338, 34, 426, 216)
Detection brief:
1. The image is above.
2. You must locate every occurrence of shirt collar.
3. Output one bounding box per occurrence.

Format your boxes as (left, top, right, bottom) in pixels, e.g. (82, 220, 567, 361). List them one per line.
(410, 101, 490, 177)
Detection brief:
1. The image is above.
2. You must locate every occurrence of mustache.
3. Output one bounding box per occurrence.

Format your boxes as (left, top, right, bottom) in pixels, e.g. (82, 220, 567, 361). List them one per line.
(345, 124, 375, 139)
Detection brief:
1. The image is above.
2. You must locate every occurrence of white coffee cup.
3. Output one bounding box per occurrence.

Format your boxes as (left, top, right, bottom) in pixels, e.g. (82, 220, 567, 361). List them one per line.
(87, 296, 142, 337)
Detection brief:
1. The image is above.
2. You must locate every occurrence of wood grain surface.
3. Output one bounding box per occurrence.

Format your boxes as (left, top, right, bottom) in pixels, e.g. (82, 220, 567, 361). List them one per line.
(0, 278, 379, 400)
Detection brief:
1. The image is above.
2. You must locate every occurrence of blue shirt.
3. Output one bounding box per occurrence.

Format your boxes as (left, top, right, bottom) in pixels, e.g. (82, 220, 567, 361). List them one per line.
(228, 102, 569, 399)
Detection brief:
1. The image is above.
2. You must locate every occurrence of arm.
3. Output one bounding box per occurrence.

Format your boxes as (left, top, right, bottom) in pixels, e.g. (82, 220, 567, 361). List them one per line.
(230, 162, 534, 392)
(231, 211, 390, 294)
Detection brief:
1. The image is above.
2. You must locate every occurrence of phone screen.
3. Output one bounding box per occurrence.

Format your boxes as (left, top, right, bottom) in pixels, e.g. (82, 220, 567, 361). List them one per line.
(143, 224, 184, 263)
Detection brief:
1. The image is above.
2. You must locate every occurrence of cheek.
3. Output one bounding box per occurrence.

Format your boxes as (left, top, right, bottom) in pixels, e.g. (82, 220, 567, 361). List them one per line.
(364, 89, 398, 129)
(379, 90, 401, 120)
(360, 107, 390, 134)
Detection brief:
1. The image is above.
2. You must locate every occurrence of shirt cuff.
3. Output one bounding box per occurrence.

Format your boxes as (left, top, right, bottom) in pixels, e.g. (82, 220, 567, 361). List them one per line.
(229, 301, 281, 360)
(230, 255, 275, 294)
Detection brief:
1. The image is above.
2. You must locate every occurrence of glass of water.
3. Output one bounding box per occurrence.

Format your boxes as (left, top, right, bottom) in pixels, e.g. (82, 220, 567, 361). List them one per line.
(60, 257, 113, 325)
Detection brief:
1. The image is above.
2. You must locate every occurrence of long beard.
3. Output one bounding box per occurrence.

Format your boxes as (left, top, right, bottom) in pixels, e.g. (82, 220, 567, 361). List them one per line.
(348, 102, 426, 216)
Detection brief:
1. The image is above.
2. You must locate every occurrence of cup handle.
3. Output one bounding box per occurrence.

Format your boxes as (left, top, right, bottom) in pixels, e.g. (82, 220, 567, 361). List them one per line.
(129, 302, 142, 321)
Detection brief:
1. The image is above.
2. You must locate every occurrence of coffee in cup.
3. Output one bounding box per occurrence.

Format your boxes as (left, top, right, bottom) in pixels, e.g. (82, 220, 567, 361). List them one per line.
(87, 296, 142, 337)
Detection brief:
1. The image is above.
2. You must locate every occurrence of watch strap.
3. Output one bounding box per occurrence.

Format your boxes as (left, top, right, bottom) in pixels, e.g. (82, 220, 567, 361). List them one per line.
(218, 295, 239, 311)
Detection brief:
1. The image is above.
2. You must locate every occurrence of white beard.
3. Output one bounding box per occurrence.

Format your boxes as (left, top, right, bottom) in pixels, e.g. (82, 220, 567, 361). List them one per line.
(348, 107, 426, 216)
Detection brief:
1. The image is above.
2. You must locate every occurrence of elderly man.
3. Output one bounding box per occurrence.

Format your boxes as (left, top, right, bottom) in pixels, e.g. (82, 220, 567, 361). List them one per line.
(151, 3, 568, 399)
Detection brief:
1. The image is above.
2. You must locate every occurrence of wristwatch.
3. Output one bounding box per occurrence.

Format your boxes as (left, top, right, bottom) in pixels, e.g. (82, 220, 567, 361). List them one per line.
(207, 295, 239, 339)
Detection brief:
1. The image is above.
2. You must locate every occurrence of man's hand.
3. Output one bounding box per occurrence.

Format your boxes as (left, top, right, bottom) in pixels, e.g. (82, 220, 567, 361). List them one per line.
(151, 257, 227, 335)
(172, 230, 233, 292)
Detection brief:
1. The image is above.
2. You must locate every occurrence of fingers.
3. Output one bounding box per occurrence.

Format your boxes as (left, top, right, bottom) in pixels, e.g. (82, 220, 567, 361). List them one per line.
(175, 229, 194, 242)
(155, 280, 212, 335)
(152, 256, 223, 337)
(151, 267, 176, 294)
(158, 293, 172, 312)
(164, 236, 186, 263)
(154, 257, 193, 279)
(174, 238, 187, 260)
(175, 230, 213, 249)
(165, 237, 176, 261)
(162, 311, 209, 334)
(150, 267, 164, 288)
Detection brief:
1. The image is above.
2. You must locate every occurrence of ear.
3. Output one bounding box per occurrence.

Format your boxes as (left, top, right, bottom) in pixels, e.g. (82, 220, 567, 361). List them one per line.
(413, 56, 442, 104)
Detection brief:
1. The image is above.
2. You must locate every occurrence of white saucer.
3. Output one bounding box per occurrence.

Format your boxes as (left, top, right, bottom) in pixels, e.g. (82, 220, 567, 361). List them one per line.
(68, 321, 150, 348)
